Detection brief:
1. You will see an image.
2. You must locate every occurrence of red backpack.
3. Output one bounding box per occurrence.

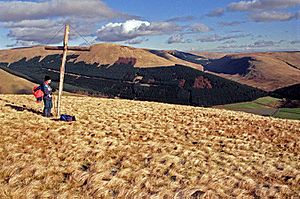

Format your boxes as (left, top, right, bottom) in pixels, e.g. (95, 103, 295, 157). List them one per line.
(32, 85, 44, 103)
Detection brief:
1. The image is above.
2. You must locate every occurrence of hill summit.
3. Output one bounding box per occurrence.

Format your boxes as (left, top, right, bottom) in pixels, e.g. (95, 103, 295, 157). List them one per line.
(0, 43, 202, 69)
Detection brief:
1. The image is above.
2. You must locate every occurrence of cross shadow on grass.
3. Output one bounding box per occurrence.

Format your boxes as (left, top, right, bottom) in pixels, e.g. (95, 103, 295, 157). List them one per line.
(0, 98, 62, 119)
(0, 96, 43, 116)
(4, 104, 42, 115)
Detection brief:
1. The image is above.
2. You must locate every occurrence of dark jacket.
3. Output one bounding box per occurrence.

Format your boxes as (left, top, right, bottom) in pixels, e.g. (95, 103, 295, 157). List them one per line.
(42, 82, 52, 100)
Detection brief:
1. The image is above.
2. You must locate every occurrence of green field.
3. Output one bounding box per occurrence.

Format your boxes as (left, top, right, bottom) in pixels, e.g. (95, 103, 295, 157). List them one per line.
(274, 108, 300, 120)
(254, 96, 279, 105)
(219, 97, 300, 120)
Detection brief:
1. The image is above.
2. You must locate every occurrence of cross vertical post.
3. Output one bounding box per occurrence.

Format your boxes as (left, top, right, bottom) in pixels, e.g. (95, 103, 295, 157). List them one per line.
(44, 24, 90, 118)
(57, 24, 70, 117)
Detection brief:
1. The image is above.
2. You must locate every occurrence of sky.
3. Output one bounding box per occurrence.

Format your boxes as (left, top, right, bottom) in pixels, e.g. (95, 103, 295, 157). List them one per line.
(0, 0, 299, 52)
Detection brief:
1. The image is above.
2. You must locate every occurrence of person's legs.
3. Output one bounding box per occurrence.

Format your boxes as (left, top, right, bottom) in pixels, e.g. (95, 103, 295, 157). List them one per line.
(49, 100, 53, 116)
(43, 100, 47, 116)
(43, 99, 52, 117)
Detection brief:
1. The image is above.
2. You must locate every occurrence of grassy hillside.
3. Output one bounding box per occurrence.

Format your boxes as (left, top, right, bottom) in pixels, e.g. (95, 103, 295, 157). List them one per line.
(203, 52, 300, 91)
(0, 54, 266, 107)
(0, 94, 299, 198)
(149, 50, 207, 68)
(0, 43, 202, 68)
(0, 69, 35, 94)
(1, 45, 299, 92)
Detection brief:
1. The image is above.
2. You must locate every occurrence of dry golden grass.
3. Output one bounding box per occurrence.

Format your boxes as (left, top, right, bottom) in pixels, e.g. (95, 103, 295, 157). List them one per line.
(0, 94, 299, 198)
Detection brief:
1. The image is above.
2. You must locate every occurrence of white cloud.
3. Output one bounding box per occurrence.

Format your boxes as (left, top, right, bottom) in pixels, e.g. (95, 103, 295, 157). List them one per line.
(0, 0, 127, 22)
(219, 21, 246, 26)
(125, 38, 148, 45)
(249, 40, 276, 47)
(4, 19, 59, 29)
(250, 11, 297, 22)
(187, 23, 212, 33)
(217, 39, 285, 50)
(206, 8, 225, 17)
(222, 40, 237, 44)
(166, 16, 195, 22)
(227, 0, 300, 22)
(291, 40, 300, 44)
(197, 33, 251, 42)
(8, 26, 64, 44)
(228, 0, 300, 11)
(4, 18, 99, 46)
(96, 20, 181, 42)
(6, 40, 40, 48)
(96, 20, 212, 42)
(0, 0, 135, 46)
(167, 34, 191, 44)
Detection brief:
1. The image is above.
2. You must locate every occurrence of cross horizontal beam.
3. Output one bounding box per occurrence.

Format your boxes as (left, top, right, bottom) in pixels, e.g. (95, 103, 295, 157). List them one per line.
(45, 46, 90, 51)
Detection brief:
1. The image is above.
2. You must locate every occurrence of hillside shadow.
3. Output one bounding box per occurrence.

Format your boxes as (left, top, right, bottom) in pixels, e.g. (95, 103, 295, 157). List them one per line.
(1, 54, 267, 107)
(148, 50, 211, 65)
(204, 56, 254, 75)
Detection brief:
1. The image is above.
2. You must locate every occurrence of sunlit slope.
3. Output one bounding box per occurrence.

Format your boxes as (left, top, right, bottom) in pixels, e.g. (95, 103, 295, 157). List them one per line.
(205, 52, 300, 91)
(0, 43, 203, 68)
(0, 69, 35, 94)
(0, 95, 299, 198)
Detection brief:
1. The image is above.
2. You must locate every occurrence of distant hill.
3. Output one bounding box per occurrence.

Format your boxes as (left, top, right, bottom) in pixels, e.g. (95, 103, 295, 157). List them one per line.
(149, 50, 207, 68)
(0, 52, 266, 106)
(2, 44, 298, 92)
(0, 43, 203, 69)
(190, 51, 228, 59)
(0, 68, 35, 94)
(202, 52, 300, 91)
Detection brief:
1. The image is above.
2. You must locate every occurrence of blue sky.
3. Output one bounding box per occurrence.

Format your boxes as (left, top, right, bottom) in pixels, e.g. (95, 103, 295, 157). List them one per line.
(0, 0, 299, 52)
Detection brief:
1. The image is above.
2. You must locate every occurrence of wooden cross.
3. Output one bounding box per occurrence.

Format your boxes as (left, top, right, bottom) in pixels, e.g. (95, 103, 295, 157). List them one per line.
(45, 24, 90, 117)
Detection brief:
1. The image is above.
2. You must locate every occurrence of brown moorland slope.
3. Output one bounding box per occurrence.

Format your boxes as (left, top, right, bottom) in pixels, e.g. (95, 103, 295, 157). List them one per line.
(0, 95, 299, 198)
(204, 52, 300, 91)
(145, 49, 204, 70)
(0, 43, 202, 69)
(0, 69, 35, 94)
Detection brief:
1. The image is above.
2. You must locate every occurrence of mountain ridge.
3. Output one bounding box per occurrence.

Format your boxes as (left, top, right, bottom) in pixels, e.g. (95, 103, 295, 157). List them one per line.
(202, 51, 300, 91)
(0, 43, 203, 69)
(1, 44, 299, 93)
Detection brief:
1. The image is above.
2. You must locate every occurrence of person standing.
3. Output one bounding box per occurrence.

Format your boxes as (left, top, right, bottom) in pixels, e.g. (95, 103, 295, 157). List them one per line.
(42, 75, 53, 117)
